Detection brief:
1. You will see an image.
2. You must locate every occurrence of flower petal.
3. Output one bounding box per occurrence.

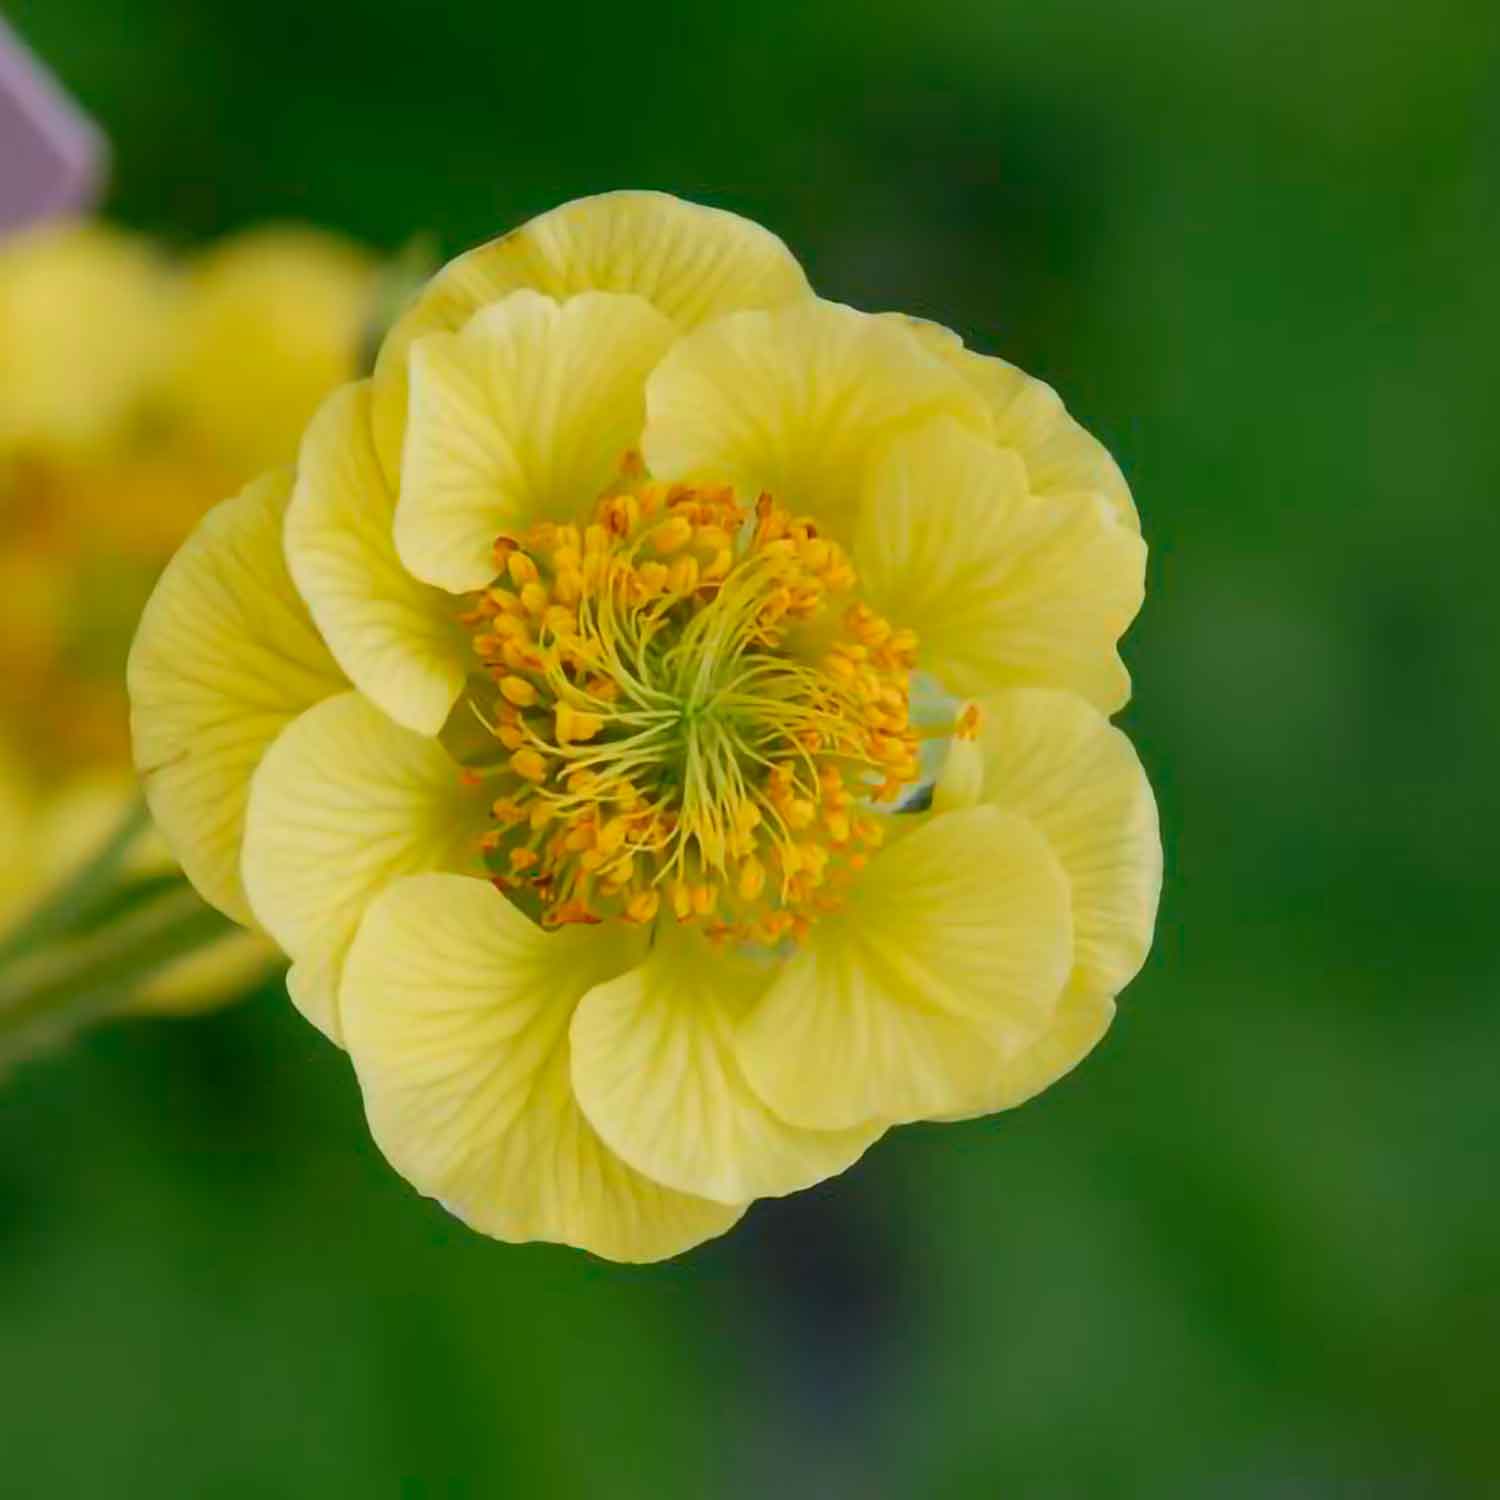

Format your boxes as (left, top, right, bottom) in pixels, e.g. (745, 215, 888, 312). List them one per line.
(395, 291, 677, 592)
(737, 805, 1073, 1131)
(890, 314, 1138, 532)
(371, 191, 811, 480)
(855, 418, 1145, 712)
(938, 688, 1161, 999)
(934, 979, 1117, 1122)
(642, 299, 992, 544)
(341, 873, 745, 1262)
(241, 691, 490, 1041)
(285, 381, 469, 735)
(571, 922, 882, 1204)
(128, 472, 346, 925)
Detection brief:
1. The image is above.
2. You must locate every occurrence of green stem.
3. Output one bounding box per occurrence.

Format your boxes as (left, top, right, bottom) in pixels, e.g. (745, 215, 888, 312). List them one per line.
(0, 797, 153, 968)
(0, 882, 233, 1066)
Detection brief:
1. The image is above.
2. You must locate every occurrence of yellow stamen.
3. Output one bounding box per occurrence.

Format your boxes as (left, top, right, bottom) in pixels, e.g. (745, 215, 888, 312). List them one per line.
(464, 473, 925, 945)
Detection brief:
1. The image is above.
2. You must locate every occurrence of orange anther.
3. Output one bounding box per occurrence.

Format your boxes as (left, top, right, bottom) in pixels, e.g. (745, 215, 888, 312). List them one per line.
(510, 748, 547, 782)
(555, 703, 604, 744)
(738, 857, 766, 901)
(507, 552, 539, 588)
(625, 888, 661, 924)
(652, 515, 694, 553)
(500, 675, 538, 708)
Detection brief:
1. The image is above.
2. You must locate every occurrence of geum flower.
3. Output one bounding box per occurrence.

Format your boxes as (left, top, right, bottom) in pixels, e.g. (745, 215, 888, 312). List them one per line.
(130, 192, 1161, 1261)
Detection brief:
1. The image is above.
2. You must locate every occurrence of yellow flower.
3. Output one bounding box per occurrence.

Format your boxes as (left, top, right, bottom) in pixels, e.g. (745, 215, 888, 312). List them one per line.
(1, 218, 376, 1016)
(130, 191, 1160, 1259)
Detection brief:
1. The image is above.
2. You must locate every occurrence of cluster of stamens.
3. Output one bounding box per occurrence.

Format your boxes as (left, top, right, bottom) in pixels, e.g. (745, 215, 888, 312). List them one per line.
(460, 463, 921, 946)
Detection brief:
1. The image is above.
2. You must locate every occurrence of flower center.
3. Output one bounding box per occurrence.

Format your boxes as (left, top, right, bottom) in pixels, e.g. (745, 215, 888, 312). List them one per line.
(460, 465, 922, 944)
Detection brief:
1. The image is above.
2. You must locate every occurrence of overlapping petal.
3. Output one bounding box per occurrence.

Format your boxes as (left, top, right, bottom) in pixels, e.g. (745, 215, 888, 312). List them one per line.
(286, 381, 469, 734)
(341, 873, 745, 1262)
(737, 806, 1073, 1131)
(571, 923, 883, 1204)
(934, 979, 1118, 1122)
(855, 417, 1145, 712)
(928, 689, 1160, 1118)
(396, 291, 676, 592)
(241, 691, 491, 1040)
(642, 299, 992, 543)
(890, 314, 1138, 531)
(128, 472, 346, 925)
(372, 190, 811, 480)
(938, 688, 1161, 998)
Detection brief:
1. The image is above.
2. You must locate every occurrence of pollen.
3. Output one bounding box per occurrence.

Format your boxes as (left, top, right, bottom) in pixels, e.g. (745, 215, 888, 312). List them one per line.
(462, 472, 922, 945)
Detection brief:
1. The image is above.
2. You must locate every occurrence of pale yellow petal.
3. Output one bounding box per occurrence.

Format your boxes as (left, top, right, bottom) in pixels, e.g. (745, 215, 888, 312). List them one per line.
(286, 381, 469, 735)
(371, 191, 811, 480)
(341, 873, 745, 1262)
(892, 314, 1138, 531)
(738, 805, 1073, 1131)
(642, 299, 992, 543)
(855, 417, 1145, 712)
(128, 472, 347, 925)
(571, 922, 882, 1204)
(396, 291, 677, 592)
(939, 688, 1161, 999)
(934, 979, 1117, 1121)
(241, 691, 490, 1041)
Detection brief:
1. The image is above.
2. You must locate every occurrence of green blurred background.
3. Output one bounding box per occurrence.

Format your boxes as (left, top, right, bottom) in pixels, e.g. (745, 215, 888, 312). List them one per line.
(4, 0, 1497, 1493)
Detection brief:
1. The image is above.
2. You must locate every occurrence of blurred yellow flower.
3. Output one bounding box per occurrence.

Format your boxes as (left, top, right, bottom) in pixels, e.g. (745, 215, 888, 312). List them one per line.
(130, 190, 1160, 1258)
(0, 216, 377, 1020)
(166, 226, 382, 481)
(0, 221, 171, 458)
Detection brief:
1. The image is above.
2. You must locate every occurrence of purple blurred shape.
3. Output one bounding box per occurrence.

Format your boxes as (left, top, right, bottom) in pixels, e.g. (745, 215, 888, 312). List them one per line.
(0, 15, 106, 235)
